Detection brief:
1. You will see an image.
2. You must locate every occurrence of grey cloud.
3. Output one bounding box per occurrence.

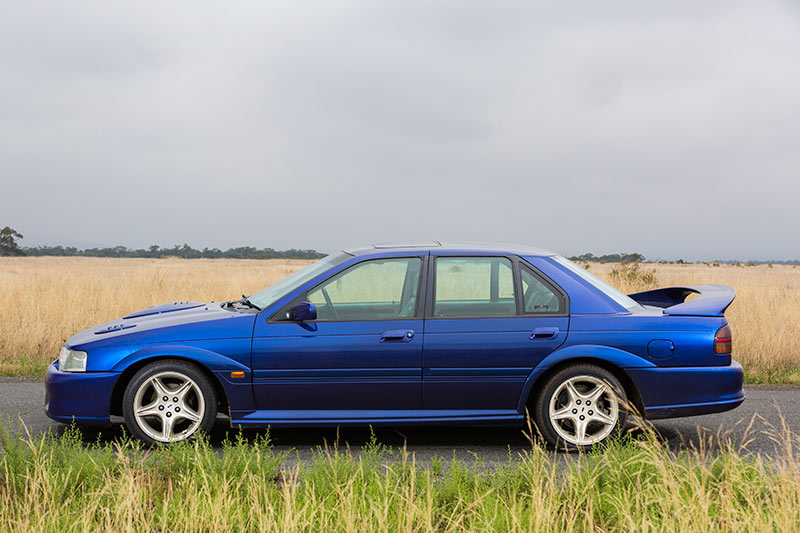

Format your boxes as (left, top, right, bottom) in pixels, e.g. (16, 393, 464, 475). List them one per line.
(1, 0, 798, 260)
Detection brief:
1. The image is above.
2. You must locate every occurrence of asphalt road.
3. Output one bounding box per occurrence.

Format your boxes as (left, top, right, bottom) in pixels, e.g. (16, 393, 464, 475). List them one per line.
(2, 378, 796, 464)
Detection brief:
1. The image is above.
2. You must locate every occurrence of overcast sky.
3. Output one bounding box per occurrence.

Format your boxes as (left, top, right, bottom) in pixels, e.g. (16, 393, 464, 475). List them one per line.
(1, 1, 799, 260)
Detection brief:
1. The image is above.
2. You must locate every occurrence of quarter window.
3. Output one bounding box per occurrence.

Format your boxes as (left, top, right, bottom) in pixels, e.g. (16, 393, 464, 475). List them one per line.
(520, 267, 564, 314)
(434, 257, 516, 317)
(307, 257, 422, 321)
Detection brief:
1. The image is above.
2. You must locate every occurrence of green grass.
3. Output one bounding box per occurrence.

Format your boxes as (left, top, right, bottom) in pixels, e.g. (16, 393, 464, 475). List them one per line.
(2, 420, 800, 531)
(742, 366, 800, 386)
(0, 359, 48, 378)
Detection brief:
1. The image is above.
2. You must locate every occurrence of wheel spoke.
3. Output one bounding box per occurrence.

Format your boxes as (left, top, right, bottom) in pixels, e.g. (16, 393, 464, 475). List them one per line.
(591, 409, 615, 426)
(172, 380, 193, 400)
(135, 402, 161, 418)
(551, 406, 574, 421)
(177, 406, 200, 423)
(161, 414, 176, 440)
(574, 418, 588, 443)
(565, 381, 581, 402)
(150, 377, 170, 397)
(586, 383, 608, 404)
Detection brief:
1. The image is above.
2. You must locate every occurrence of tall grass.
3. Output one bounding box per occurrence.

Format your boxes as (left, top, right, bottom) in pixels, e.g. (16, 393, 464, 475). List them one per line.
(0, 257, 798, 382)
(1, 418, 800, 531)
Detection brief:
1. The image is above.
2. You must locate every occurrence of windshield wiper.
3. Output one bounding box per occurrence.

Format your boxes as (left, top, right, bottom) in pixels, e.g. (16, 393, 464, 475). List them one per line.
(238, 294, 262, 311)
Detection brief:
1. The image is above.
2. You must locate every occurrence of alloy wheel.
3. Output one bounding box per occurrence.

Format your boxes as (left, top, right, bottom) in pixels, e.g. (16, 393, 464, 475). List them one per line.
(548, 375, 619, 446)
(132, 371, 205, 443)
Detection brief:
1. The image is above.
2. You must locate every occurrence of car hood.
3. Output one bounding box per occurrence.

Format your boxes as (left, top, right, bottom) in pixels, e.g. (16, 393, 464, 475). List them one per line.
(122, 301, 206, 319)
(66, 301, 257, 349)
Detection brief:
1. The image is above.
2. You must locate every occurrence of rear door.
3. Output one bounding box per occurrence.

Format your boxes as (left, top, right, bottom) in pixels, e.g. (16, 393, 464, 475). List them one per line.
(422, 255, 569, 410)
(251, 255, 426, 412)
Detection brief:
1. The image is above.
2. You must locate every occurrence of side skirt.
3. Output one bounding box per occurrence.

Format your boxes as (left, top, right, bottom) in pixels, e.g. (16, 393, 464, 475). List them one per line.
(229, 410, 524, 428)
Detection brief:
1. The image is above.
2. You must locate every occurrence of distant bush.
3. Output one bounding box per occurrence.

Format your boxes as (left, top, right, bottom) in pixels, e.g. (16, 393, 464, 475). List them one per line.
(608, 262, 658, 293)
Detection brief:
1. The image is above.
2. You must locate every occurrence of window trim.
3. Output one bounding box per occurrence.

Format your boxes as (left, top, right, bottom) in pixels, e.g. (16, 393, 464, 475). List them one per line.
(425, 255, 570, 320)
(268, 255, 428, 323)
(426, 255, 518, 320)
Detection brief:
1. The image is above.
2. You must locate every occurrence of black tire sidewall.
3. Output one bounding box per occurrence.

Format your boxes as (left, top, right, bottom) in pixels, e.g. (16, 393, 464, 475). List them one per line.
(122, 360, 217, 446)
(534, 364, 627, 452)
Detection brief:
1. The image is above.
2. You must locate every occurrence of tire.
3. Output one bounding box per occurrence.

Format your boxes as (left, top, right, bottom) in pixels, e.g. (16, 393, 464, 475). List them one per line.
(533, 364, 627, 452)
(122, 360, 217, 446)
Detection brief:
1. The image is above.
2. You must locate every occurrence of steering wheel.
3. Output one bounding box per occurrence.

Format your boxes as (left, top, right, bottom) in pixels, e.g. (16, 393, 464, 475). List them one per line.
(321, 287, 339, 319)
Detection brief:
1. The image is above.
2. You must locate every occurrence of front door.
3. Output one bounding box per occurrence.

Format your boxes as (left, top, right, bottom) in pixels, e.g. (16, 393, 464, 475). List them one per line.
(422, 255, 569, 410)
(250, 255, 425, 412)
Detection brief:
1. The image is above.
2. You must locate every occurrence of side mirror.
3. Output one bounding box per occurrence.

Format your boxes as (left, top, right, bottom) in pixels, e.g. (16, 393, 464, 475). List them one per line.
(290, 301, 316, 321)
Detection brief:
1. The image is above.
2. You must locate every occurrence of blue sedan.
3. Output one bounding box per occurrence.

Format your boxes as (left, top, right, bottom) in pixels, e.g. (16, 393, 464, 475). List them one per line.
(45, 243, 743, 450)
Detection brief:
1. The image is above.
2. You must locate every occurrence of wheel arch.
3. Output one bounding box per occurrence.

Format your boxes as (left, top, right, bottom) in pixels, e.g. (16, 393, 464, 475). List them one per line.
(518, 345, 652, 416)
(109, 355, 230, 417)
(522, 357, 645, 416)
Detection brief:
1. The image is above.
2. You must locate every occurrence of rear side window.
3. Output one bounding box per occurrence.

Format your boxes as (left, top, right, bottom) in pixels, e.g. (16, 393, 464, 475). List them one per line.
(434, 257, 516, 317)
(520, 267, 564, 314)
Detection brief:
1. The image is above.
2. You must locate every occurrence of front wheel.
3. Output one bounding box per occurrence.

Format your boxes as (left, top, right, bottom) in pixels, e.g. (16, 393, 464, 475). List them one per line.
(533, 364, 627, 451)
(122, 360, 217, 446)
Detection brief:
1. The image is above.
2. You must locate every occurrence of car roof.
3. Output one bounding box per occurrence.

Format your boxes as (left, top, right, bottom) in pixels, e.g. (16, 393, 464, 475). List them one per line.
(343, 241, 558, 258)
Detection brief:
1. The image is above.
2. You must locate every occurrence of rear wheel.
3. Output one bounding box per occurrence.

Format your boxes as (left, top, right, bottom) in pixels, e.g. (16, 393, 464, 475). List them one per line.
(122, 360, 217, 446)
(533, 364, 627, 451)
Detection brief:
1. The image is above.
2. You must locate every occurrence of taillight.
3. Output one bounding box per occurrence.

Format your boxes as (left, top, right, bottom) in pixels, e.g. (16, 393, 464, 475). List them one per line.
(714, 324, 732, 354)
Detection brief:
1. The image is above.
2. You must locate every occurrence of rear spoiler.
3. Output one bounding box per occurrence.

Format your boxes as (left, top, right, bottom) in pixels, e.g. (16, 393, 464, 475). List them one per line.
(628, 284, 735, 317)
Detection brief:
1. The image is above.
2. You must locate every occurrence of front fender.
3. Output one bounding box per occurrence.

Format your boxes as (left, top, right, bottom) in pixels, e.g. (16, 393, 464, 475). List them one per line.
(111, 344, 251, 373)
(111, 344, 255, 411)
(515, 344, 655, 412)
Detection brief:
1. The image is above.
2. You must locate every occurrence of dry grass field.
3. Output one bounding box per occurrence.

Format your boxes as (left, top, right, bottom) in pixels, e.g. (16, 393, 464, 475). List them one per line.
(0, 257, 798, 383)
(0, 257, 309, 376)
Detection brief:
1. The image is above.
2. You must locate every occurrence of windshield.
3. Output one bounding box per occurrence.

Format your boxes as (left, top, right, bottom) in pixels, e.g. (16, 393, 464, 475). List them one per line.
(247, 253, 349, 310)
(553, 256, 642, 311)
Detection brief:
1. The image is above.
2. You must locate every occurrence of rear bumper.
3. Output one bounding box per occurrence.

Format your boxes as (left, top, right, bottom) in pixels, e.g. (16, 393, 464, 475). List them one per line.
(44, 362, 118, 426)
(627, 360, 744, 420)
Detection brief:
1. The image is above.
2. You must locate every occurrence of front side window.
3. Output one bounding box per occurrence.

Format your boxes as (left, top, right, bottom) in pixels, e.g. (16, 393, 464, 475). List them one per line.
(248, 253, 349, 310)
(433, 257, 516, 317)
(307, 257, 422, 321)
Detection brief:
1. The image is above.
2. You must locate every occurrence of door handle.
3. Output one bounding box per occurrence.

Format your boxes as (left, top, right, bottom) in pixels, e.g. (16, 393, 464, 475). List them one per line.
(530, 327, 559, 340)
(380, 330, 415, 343)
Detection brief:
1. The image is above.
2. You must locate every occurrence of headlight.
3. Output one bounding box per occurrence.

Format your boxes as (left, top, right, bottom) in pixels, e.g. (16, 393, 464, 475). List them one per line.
(59, 347, 88, 372)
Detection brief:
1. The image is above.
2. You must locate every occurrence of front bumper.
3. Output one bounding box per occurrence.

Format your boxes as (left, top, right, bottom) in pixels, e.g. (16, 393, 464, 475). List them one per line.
(628, 360, 745, 420)
(44, 362, 119, 426)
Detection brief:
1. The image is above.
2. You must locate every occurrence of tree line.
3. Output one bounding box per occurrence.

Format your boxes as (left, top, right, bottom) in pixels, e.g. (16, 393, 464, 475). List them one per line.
(568, 252, 646, 263)
(1, 226, 324, 259)
(21, 244, 326, 259)
(568, 251, 800, 266)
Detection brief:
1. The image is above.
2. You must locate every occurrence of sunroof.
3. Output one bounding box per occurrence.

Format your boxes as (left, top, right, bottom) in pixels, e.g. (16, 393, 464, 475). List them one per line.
(372, 241, 441, 249)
